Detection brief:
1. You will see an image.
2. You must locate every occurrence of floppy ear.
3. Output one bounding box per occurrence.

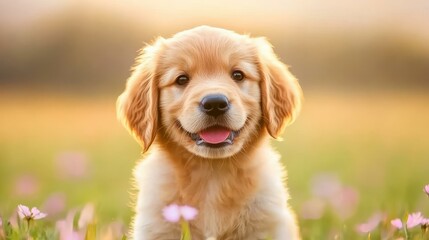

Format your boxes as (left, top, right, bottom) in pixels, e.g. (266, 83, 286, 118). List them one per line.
(254, 38, 302, 139)
(117, 38, 164, 151)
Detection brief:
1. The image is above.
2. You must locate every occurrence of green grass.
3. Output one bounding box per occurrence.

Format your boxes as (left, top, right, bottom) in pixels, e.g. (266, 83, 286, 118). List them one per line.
(0, 90, 428, 239)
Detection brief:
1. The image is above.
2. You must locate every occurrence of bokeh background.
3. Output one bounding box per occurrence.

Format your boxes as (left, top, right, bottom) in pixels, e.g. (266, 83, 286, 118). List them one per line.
(1, 0, 428, 238)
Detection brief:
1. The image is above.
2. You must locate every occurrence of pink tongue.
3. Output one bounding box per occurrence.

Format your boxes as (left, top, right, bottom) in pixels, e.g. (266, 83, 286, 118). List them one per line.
(199, 127, 231, 144)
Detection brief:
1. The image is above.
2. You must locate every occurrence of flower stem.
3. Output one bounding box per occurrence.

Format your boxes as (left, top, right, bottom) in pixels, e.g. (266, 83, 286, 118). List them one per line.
(26, 219, 32, 239)
(180, 220, 192, 240)
(403, 225, 409, 240)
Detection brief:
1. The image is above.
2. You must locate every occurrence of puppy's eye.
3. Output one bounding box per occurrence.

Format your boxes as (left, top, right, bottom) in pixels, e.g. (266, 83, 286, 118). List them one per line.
(231, 70, 245, 81)
(175, 75, 190, 86)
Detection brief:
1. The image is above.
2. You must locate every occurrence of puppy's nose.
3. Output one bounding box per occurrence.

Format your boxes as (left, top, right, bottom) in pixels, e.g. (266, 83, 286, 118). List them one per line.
(200, 94, 230, 117)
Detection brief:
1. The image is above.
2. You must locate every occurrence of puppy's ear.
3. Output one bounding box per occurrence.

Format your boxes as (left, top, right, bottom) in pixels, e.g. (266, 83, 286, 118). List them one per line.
(254, 38, 302, 139)
(117, 38, 164, 151)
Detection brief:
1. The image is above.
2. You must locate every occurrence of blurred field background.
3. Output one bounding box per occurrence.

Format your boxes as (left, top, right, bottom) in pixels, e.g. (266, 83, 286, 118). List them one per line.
(1, 0, 429, 239)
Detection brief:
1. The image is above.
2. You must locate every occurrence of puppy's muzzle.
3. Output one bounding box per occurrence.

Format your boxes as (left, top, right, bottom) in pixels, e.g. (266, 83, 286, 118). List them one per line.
(199, 94, 230, 117)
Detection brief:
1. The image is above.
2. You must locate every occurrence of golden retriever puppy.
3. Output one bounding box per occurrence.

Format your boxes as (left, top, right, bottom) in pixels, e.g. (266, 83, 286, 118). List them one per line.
(117, 26, 302, 240)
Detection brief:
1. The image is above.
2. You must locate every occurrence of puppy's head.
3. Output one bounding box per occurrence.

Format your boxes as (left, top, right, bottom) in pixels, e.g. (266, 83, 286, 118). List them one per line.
(117, 26, 302, 159)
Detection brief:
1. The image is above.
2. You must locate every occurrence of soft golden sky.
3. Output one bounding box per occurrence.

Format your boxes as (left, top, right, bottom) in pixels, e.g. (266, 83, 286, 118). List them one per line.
(1, 0, 428, 37)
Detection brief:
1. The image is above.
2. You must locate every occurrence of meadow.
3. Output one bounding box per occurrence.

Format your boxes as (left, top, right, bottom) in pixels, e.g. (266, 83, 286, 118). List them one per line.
(0, 90, 428, 239)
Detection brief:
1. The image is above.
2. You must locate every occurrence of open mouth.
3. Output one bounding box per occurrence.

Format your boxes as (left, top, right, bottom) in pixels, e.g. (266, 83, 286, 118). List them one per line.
(189, 126, 238, 148)
(174, 121, 239, 148)
(175, 119, 247, 149)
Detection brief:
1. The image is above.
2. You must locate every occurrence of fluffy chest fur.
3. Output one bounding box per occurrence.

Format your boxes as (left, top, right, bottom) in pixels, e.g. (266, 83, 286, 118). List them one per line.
(176, 156, 261, 238)
(133, 144, 291, 240)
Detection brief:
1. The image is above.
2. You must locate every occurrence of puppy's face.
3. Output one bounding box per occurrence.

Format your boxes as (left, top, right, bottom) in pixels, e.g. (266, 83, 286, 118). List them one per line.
(117, 26, 302, 159)
(157, 29, 262, 158)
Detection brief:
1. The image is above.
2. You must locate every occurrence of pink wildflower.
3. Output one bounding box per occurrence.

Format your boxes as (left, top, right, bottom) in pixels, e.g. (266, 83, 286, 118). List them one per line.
(311, 174, 342, 199)
(300, 198, 326, 220)
(406, 212, 423, 228)
(56, 206, 96, 240)
(330, 186, 359, 219)
(42, 193, 66, 216)
(18, 205, 31, 219)
(310, 173, 359, 219)
(17, 204, 47, 220)
(424, 184, 429, 197)
(180, 205, 198, 221)
(355, 212, 384, 234)
(56, 210, 83, 240)
(56, 152, 89, 180)
(162, 204, 198, 222)
(391, 218, 403, 229)
(14, 174, 39, 197)
(163, 204, 181, 222)
(391, 212, 424, 230)
(0, 216, 3, 239)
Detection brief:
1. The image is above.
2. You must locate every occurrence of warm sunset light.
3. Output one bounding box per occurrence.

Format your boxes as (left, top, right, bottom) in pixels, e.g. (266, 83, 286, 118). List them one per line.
(1, 1, 428, 239)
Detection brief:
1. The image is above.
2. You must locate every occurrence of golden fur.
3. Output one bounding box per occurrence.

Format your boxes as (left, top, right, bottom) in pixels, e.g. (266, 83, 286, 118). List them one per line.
(117, 26, 302, 240)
